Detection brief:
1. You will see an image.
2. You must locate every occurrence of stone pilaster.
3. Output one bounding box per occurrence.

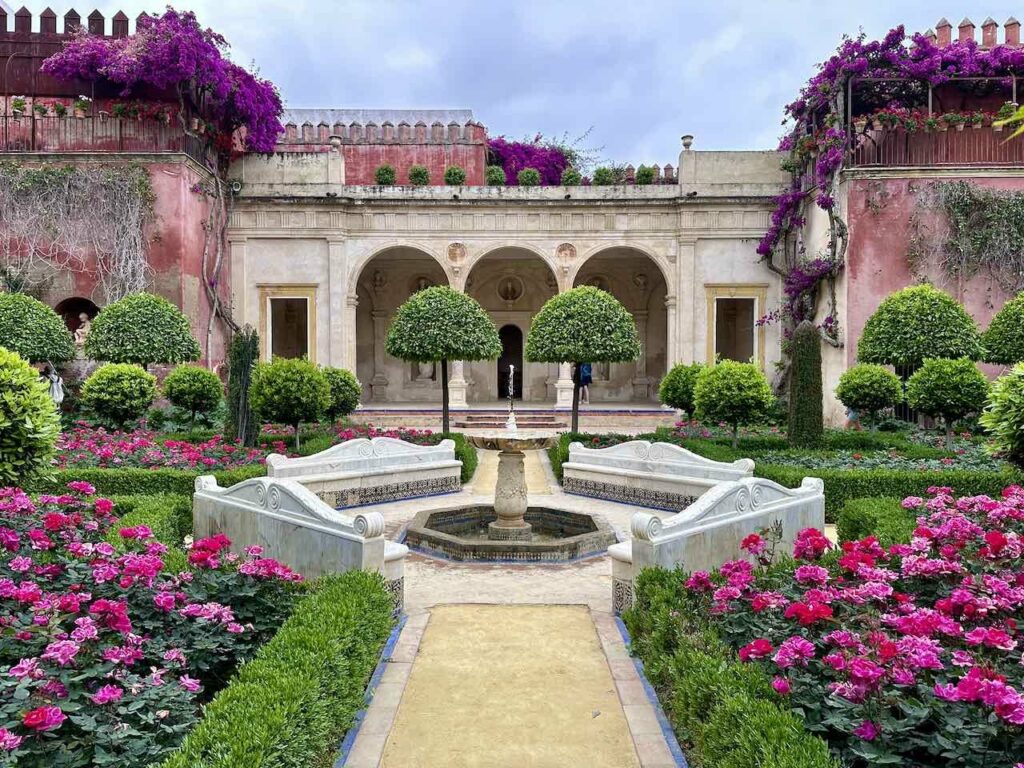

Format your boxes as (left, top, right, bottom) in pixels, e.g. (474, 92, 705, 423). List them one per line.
(370, 309, 389, 400)
(449, 360, 468, 408)
(632, 309, 650, 399)
(228, 237, 248, 325)
(343, 295, 359, 372)
(327, 238, 347, 367)
(676, 238, 697, 365)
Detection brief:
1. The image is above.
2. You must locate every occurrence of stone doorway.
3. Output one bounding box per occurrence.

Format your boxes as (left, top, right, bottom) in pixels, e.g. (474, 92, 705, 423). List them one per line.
(497, 324, 523, 399)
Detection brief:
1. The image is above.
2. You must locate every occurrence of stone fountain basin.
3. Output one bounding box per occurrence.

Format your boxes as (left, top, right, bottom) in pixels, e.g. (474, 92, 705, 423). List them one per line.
(465, 430, 557, 452)
(404, 505, 617, 562)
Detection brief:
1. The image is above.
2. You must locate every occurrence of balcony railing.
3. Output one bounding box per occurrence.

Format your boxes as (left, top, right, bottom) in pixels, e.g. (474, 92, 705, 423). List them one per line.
(850, 126, 1024, 168)
(0, 114, 214, 168)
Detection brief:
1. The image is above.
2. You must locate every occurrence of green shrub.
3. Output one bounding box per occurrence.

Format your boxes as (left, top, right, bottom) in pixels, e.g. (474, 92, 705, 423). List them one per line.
(981, 362, 1024, 468)
(25, 465, 266, 496)
(0, 347, 61, 486)
(85, 293, 200, 367)
(906, 358, 989, 447)
(982, 292, 1024, 364)
(374, 164, 396, 185)
(517, 167, 541, 187)
(250, 358, 331, 451)
(560, 166, 582, 185)
(81, 363, 157, 429)
(658, 362, 705, 416)
(857, 284, 981, 368)
(694, 361, 774, 448)
(443, 165, 466, 185)
(321, 367, 362, 421)
(163, 365, 223, 429)
(835, 363, 903, 426)
(591, 166, 615, 185)
(407, 165, 430, 185)
(485, 165, 507, 185)
(159, 571, 394, 768)
(225, 326, 260, 446)
(787, 320, 823, 447)
(836, 497, 914, 546)
(0, 292, 75, 363)
(634, 164, 656, 185)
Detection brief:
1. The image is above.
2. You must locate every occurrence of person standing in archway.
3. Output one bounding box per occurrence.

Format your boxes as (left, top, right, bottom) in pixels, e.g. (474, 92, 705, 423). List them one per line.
(579, 362, 592, 405)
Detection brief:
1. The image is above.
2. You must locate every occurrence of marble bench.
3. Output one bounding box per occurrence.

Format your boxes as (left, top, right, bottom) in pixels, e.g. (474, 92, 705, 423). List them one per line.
(562, 440, 754, 511)
(266, 436, 463, 509)
(193, 475, 409, 610)
(608, 476, 825, 614)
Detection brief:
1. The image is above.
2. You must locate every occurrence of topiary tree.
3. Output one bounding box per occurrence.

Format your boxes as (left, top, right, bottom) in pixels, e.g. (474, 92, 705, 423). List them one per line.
(693, 360, 774, 448)
(249, 357, 331, 451)
(635, 165, 656, 185)
(517, 168, 541, 187)
(857, 284, 982, 369)
(982, 292, 1024, 365)
(787, 320, 823, 447)
(835, 363, 904, 428)
(981, 363, 1024, 468)
(81, 363, 157, 429)
(591, 167, 615, 186)
(408, 165, 430, 186)
(485, 165, 507, 186)
(658, 362, 705, 417)
(526, 286, 641, 433)
(560, 167, 582, 186)
(225, 326, 259, 446)
(444, 165, 467, 185)
(386, 286, 500, 433)
(162, 364, 223, 430)
(0, 293, 75, 363)
(906, 358, 989, 448)
(374, 164, 396, 185)
(0, 347, 60, 486)
(85, 293, 200, 368)
(322, 367, 362, 422)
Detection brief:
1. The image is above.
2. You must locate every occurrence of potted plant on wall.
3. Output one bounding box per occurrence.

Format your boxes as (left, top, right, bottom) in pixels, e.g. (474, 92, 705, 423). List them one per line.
(32, 102, 48, 118)
(73, 96, 91, 118)
(52, 101, 67, 118)
(10, 96, 26, 117)
(970, 110, 984, 129)
(994, 102, 1017, 132)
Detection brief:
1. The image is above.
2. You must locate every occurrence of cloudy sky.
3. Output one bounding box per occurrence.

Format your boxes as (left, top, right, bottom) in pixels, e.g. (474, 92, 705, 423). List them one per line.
(19, 2, 1024, 164)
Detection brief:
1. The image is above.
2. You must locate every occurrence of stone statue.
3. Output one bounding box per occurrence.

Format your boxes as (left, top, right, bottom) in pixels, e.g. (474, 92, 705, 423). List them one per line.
(73, 313, 91, 347)
(42, 363, 64, 406)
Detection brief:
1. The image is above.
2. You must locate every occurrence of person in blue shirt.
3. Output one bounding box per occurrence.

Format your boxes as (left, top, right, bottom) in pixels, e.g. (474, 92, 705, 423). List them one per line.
(579, 362, 593, 405)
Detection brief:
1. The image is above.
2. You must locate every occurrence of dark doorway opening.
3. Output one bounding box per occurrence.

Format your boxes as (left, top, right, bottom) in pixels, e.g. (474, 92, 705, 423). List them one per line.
(497, 324, 523, 399)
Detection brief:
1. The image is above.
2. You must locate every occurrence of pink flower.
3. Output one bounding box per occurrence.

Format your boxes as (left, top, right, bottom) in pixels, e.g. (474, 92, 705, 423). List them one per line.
(179, 675, 201, 692)
(772, 676, 791, 695)
(774, 636, 816, 668)
(22, 705, 65, 731)
(739, 638, 774, 662)
(0, 728, 22, 751)
(8, 657, 41, 681)
(794, 564, 830, 585)
(66, 481, 96, 495)
(90, 684, 123, 705)
(42, 640, 80, 667)
(740, 533, 766, 555)
(793, 528, 832, 561)
(685, 571, 713, 591)
(7, 556, 31, 572)
(853, 720, 879, 741)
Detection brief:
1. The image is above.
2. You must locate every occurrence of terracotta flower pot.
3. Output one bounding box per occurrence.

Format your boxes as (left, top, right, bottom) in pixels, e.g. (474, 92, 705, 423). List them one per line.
(73, 108, 86, 119)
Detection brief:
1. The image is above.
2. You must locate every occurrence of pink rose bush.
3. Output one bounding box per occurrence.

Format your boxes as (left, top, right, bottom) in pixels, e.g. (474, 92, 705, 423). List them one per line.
(682, 487, 1024, 766)
(0, 485, 302, 766)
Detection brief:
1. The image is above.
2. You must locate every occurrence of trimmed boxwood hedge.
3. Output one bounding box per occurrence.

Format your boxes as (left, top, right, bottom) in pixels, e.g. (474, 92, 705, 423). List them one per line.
(836, 496, 916, 547)
(159, 570, 395, 768)
(26, 465, 267, 496)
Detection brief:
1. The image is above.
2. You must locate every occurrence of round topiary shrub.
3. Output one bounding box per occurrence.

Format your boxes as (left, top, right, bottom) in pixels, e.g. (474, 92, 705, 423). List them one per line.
(591, 167, 615, 186)
(517, 168, 541, 187)
(374, 164, 396, 185)
(0, 347, 60, 486)
(693, 360, 774, 448)
(857, 284, 982, 368)
(408, 165, 430, 186)
(981, 363, 1024, 468)
(322, 366, 362, 421)
(443, 165, 467, 185)
(658, 362, 706, 416)
(84, 293, 200, 367)
(835, 363, 904, 427)
(982, 292, 1024, 365)
(81, 363, 157, 429)
(249, 357, 331, 450)
(0, 293, 75, 363)
(162, 364, 223, 429)
(906, 357, 989, 448)
(635, 165, 656, 185)
(485, 165, 507, 186)
(560, 167, 582, 186)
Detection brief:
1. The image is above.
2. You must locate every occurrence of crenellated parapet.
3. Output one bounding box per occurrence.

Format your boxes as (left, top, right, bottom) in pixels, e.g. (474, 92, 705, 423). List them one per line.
(0, 7, 138, 37)
(929, 16, 1021, 48)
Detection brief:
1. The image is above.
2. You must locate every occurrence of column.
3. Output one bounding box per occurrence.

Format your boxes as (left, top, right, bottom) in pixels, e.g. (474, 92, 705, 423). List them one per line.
(447, 270, 469, 408)
(327, 238, 347, 367)
(676, 239, 697, 365)
(632, 309, 650, 399)
(228, 238, 248, 326)
(343, 295, 358, 371)
(370, 309, 389, 401)
(554, 362, 574, 409)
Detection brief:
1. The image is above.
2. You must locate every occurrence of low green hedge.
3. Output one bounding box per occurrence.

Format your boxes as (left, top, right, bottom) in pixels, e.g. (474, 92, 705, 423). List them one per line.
(420, 432, 477, 484)
(836, 496, 917, 547)
(26, 465, 267, 496)
(624, 568, 837, 768)
(105, 493, 193, 572)
(159, 570, 395, 768)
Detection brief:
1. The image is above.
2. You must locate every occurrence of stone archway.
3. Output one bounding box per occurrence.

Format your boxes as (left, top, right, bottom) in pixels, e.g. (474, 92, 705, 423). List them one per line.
(354, 246, 449, 403)
(573, 247, 669, 402)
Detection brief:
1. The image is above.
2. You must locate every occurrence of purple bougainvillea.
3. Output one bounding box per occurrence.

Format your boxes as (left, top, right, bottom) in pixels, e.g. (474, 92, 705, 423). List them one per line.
(487, 135, 569, 186)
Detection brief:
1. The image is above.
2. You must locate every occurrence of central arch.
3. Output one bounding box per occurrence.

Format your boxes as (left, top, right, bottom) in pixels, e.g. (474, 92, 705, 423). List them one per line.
(497, 324, 524, 399)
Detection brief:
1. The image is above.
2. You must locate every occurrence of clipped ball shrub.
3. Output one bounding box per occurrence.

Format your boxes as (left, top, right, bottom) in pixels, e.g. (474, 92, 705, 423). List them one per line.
(981, 363, 1024, 468)
(857, 284, 981, 368)
(81, 363, 158, 429)
(0, 347, 60, 486)
(788, 320, 823, 447)
(249, 357, 331, 450)
(560, 167, 582, 186)
(322, 367, 362, 421)
(443, 165, 466, 185)
(485, 165, 507, 186)
(374, 164, 396, 185)
(982, 292, 1024, 365)
(591, 167, 615, 186)
(658, 362, 705, 416)
(0, 292, 75, 363)
(85, 293, 200, 367)
(835, 363, 903, 426)
(906, 357, 989, 447)
(634, 164, 656, 185)
(407, 165, 430, 186)
(517, 167, 541, 187)
(162, 364, 224, 428)
(694, 360, 774, 447)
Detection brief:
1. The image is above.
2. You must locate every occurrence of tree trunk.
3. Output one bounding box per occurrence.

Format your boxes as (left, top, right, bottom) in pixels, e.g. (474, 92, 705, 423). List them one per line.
(294, 422, 301, 453)
(945, 419, 953, 451)
(441, 359, 450, 434)
(732, 423, 739, 450)
(571, 363, 581, 434)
